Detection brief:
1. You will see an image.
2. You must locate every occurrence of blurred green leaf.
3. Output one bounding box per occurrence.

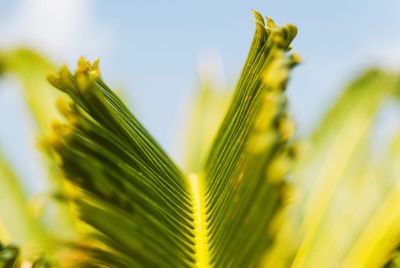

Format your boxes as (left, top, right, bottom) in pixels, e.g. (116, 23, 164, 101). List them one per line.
(0, 150, 45, 254)
(264, 70, 400, 268)
(183, 78, 230, 172)
(0, 49, 63, 130)
(0, 49, 77, 265)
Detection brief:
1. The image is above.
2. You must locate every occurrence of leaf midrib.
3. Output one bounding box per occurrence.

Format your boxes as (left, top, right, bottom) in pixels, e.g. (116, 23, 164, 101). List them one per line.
(189, 173, 211, 268)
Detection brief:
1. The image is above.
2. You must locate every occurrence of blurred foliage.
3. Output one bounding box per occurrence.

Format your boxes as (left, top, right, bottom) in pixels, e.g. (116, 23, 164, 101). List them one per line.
(0, 49, 64, 130)
(0, 151, 45, 250)
(263, 70, 400, 268)
(183, 77, 231, 172)
(0, 49, 75, 263)
(1, 10, 400, 268)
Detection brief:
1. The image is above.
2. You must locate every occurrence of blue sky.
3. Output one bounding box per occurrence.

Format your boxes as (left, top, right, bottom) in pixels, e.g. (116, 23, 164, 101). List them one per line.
(0, 0, 400, 191)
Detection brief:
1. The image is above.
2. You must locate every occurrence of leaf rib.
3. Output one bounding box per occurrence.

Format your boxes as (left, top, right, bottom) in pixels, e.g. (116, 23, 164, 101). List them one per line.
(188, 174, 211, 268)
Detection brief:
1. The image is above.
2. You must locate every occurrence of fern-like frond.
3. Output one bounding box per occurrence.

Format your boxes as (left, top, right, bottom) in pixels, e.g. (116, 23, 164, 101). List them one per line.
(46, 11, 299, 267)
(47, 58, 194, 267)
(264, 70, 400, 268)
(202, 11, 298, 267)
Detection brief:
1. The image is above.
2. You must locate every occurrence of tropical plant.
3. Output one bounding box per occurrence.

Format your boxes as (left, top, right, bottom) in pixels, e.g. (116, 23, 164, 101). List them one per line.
(1, 10, 400, 268)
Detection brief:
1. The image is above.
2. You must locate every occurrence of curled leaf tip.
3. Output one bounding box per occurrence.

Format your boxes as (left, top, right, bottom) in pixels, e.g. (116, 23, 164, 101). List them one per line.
(58, 65, 76, 91)
(76, 73, 90, 92)
(290, 53, 302, 66)
(263, 57, 290, 90)
(77, 56, 90, 72)
(266, 153, 291, 184)
(266, 16, 276, 28)
(55, 97, 76, 124)
(51, 119, 64, 134)
(46, 73, 62, 89)
(90, 58, 101, 79)
(278, 114, 296, 142)
(252, 9, 265, 26)
(92, 58, 100, 69)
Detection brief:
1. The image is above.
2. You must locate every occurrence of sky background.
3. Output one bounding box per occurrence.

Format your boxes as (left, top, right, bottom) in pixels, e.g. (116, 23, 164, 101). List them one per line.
(0, 0, 400, 192)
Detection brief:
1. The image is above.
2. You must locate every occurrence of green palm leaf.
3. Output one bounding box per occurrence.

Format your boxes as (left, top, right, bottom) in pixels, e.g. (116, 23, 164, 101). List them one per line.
(201, 13, 298, 267)
(0, 9, 393, 268)
(45, 11, 298, 267)
(264, 70, 400, 267)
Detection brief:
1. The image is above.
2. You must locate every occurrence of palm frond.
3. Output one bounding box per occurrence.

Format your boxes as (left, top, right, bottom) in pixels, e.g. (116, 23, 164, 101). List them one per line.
(46, 11, 299, 267)
(202, 11, 298, 267)
(264, 70, 400, 267)
(2, 7, 400, 268)
(47, 58, 194, 267)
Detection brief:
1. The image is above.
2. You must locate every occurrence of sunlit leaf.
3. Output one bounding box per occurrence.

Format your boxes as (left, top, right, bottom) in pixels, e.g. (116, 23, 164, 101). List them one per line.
(1, 9, 400, 268)
(45, 11, 298, 267)
(264, 70, 400, 268)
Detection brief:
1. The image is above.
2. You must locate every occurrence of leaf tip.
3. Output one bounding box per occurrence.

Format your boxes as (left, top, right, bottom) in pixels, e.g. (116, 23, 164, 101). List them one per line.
(47, 72, 62, 89)
(252, 9, 265, 26)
